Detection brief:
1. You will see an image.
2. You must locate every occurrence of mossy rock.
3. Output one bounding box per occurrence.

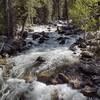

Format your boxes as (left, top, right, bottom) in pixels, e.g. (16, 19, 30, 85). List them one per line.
(38, 70, 55, 78)
(0, 57, 7, 65)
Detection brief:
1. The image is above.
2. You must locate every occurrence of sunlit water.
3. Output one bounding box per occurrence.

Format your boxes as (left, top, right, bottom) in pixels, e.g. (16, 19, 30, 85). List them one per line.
(0, 25, 87, 100)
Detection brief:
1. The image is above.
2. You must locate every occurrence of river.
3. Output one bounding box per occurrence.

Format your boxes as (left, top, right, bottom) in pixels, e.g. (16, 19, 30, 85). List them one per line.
(0, 25, 87, 100)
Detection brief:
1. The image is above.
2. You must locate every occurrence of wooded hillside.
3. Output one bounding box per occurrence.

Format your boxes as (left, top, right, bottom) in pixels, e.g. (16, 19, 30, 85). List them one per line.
(0, 0, 100, 37)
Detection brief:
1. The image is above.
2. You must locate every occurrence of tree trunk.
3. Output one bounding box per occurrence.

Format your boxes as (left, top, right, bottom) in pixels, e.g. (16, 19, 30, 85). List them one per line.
(95, 17, 99, 30)
(52, 0, 60, 21)
(4, 0, 16, 39)
(21, 14, 28, 34)
(62, 0, 69, 21)
(57, 0, 60, 20)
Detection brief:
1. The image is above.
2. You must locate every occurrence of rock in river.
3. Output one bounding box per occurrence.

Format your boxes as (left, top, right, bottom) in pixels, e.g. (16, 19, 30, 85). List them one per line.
(81, 51, 94, 58)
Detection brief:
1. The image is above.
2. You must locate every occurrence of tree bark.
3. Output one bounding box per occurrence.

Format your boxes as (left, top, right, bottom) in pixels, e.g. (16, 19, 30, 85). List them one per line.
(4, 0, 16, 39)
(52, 0, 60, 20)
(57, 0, 60, 20)
(21, 14, 28, 34)
(62, 0, 69, 21)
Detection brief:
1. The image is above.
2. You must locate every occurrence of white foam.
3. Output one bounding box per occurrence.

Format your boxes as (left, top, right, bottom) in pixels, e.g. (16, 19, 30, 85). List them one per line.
(0, 79, 86, 100)
(8, 25, 82, 77)
(30, 25, 57, 33)
(8, 47, 80, 78)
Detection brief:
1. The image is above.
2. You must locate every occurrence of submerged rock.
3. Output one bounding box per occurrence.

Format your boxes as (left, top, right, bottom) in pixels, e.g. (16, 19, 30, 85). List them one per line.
(38, 37, 48, 44)
(35, 56, 45, 64)
(56, 37, 66, 45)
(32, 33, 40, 40)
(40, 31, 49, 39)
(56, 37, 64, 41)
(59, 38, 66, 45)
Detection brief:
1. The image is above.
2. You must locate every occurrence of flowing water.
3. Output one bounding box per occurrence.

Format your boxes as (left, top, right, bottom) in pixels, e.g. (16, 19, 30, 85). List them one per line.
(0, 25, 87, 100)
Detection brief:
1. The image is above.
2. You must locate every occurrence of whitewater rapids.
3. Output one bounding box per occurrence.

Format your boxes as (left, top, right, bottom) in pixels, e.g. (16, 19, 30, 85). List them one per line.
(9, 25, 82, 77)
(0, 25, 87, 100)
(0, 79, 86, 100)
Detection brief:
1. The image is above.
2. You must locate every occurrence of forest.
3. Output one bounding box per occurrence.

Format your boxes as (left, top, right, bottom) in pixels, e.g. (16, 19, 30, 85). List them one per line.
(0, 0, 100, 100)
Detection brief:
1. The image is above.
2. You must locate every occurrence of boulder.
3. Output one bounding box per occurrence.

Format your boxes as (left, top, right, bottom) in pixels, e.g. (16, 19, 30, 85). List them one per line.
(86, 39, 98, 46)
(92, 76, 100, 84)
(38, 37, 48, 44)
(70, 44, 76, 51)
(75, 38, 85, 45)
(74, 28, 84, 34)
(86, 32, 96, 40)
(62, 26, 72, 30)
(58, 30, 65, 35)
(12, 38, 26, 52)
(79, 63, 96, 75)
(95, 47, 100, 55)
(56, 37, 66, 45)
(81, 51, 94, 58)
(37, 71, 53, 84)
(32, 33, 40, 40)
(81, 86, 97, 97)
(33, 56, 46, 67)
(78, 43, 87, 48)
(42, 33, 49, 39)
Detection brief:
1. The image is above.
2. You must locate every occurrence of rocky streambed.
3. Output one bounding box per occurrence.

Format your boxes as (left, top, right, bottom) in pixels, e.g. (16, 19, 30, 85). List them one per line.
(0, 21, 99, 100)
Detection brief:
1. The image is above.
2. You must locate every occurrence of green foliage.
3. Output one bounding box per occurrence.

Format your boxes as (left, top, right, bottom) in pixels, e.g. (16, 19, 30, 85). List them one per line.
(69, 0, 100, 31)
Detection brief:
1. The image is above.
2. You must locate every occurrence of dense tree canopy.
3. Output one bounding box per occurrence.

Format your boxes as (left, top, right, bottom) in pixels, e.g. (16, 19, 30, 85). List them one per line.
(70, 0, 100, 31)
(0, 0, 100, 37)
